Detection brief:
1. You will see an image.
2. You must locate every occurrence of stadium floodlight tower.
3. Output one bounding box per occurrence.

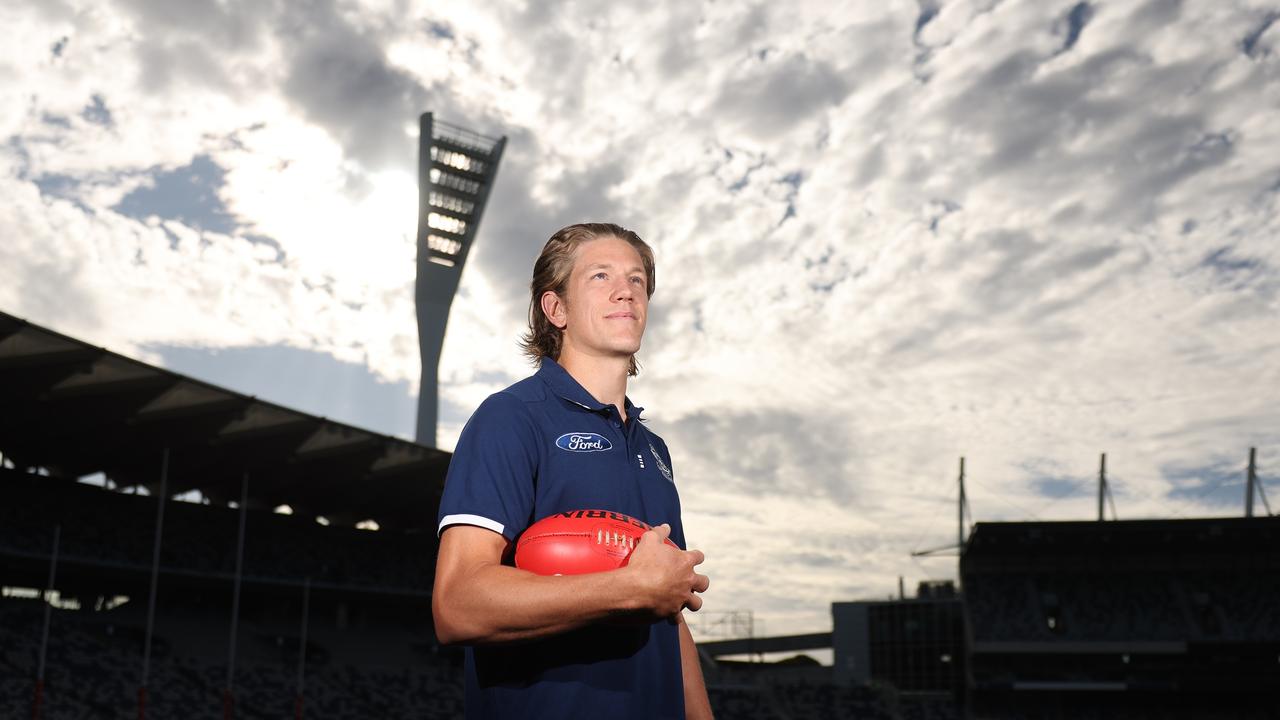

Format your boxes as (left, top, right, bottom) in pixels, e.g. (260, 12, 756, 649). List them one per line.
(415, 112, 506, 447)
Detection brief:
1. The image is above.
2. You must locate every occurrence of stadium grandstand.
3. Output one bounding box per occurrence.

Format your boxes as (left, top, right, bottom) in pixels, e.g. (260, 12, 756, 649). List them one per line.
(690, 460, 1279, 719)
(0, 309, 463, 719)
(964, 516, 1280, 719)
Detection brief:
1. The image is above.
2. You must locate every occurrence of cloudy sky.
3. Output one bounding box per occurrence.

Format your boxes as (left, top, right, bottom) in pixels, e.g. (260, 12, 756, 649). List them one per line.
(3, 0, 1279, 642)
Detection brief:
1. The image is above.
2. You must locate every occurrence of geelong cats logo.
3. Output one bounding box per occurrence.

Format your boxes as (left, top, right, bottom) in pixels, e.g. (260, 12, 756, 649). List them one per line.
(556, 432, 613, 452)
(649, 442, 673, 482)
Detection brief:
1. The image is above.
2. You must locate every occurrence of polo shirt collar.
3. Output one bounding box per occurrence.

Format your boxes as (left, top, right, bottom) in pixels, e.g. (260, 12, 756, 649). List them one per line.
(537, 357, 644, 420)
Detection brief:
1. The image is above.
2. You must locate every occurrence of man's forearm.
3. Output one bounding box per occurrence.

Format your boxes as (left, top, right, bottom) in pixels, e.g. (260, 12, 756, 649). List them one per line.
(679, 616, 715, 719)
(434, 561, 645, 645)
(433, 523, 703, 646)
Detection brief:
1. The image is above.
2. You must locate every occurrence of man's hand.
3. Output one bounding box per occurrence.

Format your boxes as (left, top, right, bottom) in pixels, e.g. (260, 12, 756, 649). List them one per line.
(623, 523, 710, 618)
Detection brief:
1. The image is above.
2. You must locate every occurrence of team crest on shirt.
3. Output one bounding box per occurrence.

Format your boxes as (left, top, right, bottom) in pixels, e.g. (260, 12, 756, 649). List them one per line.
(649, 442, 673, 482)
(555, 432, 613, 452)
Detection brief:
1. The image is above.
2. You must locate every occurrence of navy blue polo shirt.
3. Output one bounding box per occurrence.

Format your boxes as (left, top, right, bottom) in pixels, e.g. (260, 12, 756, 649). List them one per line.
(437, 358, 686, 720)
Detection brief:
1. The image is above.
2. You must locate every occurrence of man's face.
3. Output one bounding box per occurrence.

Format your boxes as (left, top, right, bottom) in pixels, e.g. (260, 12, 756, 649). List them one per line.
(550, 235, 649, 361)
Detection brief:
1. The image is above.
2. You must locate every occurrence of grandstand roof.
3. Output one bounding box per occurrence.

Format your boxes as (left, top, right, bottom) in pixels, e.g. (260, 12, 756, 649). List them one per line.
(0, 310, 450, 530)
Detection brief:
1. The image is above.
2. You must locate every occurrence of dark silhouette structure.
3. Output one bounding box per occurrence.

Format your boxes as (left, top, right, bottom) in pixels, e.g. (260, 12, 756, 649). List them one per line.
(832, 580, 964, 694)
(963, 516, 1280, 718)
(0, 310, 454, 719)
(414, 113, 506, 447)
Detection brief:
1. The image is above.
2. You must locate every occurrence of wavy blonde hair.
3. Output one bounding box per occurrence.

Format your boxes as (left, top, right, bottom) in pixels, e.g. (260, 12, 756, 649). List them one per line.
(520, 223, 656, 376)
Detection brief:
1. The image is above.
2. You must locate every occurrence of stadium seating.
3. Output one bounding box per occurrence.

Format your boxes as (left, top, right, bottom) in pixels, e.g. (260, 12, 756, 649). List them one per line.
(6, 595, 929, 720)
(1, 597, 464, 720)
(966, 570, 1280, 644)
(769, 682, 898, 720)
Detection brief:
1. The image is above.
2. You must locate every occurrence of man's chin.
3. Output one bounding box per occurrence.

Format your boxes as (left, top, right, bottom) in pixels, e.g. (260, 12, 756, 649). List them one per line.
(604, 336, 642, 356)
(605, 344, 641, 360)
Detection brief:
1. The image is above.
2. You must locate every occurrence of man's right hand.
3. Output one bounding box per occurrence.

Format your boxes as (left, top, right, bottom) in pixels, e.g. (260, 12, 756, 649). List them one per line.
(624, 523, 711, 617)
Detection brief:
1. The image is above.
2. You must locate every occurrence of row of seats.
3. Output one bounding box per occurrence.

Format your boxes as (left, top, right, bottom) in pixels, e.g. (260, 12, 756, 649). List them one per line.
(1, 598, 462, 720)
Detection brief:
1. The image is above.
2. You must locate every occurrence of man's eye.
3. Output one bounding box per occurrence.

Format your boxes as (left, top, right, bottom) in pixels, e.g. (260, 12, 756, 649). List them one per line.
(592, 272, 607, 280)
(630, 277, 644, 284)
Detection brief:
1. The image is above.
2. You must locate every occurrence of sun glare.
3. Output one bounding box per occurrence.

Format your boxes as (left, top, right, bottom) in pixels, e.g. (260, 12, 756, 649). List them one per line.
(334, 169, 419, 285)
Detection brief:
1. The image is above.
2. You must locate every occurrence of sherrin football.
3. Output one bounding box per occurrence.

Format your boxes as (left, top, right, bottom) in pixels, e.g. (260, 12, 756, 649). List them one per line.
(515, 509, 679, 576)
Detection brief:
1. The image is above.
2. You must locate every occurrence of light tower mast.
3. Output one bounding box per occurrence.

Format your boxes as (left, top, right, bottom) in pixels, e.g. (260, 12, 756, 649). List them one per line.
(414, 113, 506, 447)
(1245, 447, 1272, 517)
(909, 457, 973, 586)
(1097, 452, 1117, 521)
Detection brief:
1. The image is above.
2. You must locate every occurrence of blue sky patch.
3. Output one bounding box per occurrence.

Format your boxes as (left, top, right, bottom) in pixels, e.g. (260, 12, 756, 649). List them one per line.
(114, 154, 238, 234)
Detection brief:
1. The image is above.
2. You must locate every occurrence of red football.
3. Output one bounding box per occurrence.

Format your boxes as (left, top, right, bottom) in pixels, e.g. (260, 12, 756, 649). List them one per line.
(515, 509, 679, 576)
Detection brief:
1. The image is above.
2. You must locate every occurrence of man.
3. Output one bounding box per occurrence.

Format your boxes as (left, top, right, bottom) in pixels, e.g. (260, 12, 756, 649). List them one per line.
(432, 223, 714, 719)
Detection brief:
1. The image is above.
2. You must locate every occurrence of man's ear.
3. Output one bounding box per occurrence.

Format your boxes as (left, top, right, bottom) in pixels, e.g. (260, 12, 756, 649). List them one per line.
(540, 290, 567, 329)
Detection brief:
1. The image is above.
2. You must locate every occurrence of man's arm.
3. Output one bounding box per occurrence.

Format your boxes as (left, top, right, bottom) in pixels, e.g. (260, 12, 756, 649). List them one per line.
(678, 613, 715, 720)
(432, 523, 709, 645)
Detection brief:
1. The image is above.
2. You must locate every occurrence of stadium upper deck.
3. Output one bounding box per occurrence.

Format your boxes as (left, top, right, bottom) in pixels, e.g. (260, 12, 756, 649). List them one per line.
(0, 467, 436, 596)
(963, 516, 1280, 645)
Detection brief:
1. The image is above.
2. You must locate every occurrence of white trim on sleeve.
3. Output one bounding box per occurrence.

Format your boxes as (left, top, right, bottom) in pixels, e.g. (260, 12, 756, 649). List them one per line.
(439, 513, 506, 538)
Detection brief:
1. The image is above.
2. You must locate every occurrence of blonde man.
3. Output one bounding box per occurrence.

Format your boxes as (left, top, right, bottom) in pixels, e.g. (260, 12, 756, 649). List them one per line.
(433, 223, 713, 719)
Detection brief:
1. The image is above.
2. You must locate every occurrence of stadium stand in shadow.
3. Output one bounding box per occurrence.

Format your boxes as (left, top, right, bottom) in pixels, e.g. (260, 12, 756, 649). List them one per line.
(964, 518, 1280, 720)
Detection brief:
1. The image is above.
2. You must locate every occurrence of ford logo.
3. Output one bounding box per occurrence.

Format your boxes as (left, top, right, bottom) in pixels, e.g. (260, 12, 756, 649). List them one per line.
(555, 432, 613, 453)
